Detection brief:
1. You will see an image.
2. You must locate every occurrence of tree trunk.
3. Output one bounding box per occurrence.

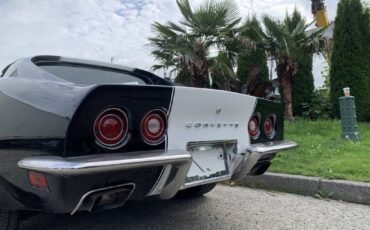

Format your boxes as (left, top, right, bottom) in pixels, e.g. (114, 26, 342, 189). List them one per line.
(192, 60, 209, 88)
(193, 73, 207, 88)
(276, 56, 297, 121)
(281, 78, 294, 121)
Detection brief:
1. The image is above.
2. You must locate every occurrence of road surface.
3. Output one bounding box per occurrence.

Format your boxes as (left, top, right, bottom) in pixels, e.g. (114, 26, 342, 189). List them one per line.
(21, 185, 370, 230)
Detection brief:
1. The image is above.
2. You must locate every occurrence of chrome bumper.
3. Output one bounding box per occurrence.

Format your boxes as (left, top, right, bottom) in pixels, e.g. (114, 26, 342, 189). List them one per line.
(18, 150, 191, 175)
(232, 140, 297, 180)
(18, 150, 192, 199)
(17, 141, 297, 198)
(246, 140, 298, 154)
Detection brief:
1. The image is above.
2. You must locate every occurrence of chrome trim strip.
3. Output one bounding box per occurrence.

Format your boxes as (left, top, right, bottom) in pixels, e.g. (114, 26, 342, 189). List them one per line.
(158, 161, 192, 199)
(181, 175, 231, 189)
(246, 140, 297, 154)
(187, 139, 237, 149)
(232, 140, 297, 180)
(18, 150, 192, 175)
(148, 165, 173, 196)
(71, 182, 136, 215)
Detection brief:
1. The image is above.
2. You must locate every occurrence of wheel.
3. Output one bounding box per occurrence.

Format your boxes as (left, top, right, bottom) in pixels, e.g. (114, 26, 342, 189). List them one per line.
(175, 183, 217, 199)
(0, 210, 19, 230)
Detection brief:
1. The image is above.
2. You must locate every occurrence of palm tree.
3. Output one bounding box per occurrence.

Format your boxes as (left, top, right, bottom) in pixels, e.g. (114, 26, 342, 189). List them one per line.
(149, 0, 242, 88)
(245, 9, 328, 120)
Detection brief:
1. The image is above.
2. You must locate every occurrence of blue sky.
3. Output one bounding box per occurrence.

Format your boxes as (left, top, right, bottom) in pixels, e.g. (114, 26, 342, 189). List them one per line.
(0, 0, 347, 87)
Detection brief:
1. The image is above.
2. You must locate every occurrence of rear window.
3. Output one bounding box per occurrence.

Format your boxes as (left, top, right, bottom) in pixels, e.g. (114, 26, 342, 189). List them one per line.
(39, 64, 146, 85)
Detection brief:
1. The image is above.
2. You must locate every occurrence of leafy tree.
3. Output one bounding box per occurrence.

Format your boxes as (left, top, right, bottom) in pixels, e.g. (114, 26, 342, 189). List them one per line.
(330, 0, 370, 121)
(285, 11, 315, 116)
(236, 17, 269, 85)
(245, 9, 327, 120)
(149, 0, 242, 88)
(291, 54, 315, 116)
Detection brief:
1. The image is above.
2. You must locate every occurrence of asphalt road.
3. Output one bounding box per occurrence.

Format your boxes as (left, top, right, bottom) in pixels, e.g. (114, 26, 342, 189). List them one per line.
(21, 185, 370, 230)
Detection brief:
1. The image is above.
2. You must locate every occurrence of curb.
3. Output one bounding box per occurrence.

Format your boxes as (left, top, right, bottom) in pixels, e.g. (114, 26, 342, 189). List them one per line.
(239, 172, 370, 205)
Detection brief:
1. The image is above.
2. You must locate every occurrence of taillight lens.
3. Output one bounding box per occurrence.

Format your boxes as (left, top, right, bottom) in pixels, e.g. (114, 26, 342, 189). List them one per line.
(248, 113, 261, 140)
(141, 109, 167, 145)
(264, 114, 276, 139)
(94, 108, 128, 149)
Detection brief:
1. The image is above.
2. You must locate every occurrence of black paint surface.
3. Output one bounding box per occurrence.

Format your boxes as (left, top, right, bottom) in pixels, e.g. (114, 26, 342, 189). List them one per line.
(251, 98, 284, 144)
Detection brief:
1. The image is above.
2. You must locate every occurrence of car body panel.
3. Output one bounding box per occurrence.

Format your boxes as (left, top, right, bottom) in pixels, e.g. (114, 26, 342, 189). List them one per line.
(167, 86, 257, 152)
(0, 56, 297, 214)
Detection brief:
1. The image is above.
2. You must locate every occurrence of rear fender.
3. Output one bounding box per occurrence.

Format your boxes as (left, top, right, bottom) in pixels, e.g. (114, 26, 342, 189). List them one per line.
(65, 85, 174, 156)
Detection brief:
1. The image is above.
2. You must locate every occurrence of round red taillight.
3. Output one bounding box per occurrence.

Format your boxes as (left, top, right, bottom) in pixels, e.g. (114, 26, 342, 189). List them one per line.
(94, 108, 128, 149)
(264, 114, 276, 139)
(141, 110, 167, 145)
(248, 113, 261, 139)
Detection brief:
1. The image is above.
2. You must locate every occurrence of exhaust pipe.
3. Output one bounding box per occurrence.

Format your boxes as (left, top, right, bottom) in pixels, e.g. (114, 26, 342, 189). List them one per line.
(71, 183, 135, 215)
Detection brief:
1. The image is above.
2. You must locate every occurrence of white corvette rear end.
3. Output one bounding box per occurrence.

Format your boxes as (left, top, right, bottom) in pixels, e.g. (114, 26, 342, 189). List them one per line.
(154, 86, 297, 196)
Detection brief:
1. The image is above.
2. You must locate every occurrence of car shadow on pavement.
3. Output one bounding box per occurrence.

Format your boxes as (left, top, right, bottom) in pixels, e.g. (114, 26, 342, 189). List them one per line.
(20, 196, 212, 230)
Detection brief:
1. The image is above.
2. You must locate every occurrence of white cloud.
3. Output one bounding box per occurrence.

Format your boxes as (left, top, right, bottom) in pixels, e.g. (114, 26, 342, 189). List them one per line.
(0, 0, 339, 87)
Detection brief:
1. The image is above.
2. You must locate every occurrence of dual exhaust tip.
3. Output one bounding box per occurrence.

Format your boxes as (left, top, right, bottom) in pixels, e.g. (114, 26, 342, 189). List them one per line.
(71, 183, 136, 215)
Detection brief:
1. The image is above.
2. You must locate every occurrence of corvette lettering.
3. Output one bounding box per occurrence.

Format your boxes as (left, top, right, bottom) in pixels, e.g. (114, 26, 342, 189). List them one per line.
(185, 122, 239, 128)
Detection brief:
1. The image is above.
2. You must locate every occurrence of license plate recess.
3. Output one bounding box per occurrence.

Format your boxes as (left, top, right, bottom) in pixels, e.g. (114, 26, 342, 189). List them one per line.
(184, 140, 237, 186)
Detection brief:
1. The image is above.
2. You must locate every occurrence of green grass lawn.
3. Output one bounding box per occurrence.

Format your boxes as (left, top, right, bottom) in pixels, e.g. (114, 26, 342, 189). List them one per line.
(269, 119, 370, 182)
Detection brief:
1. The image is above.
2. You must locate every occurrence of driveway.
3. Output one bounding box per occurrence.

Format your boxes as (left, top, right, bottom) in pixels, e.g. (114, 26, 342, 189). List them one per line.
(21, 185, 370, 230)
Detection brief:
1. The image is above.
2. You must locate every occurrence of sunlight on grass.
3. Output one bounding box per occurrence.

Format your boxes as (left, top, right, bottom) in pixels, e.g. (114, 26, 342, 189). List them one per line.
(269, 119, 370, 182)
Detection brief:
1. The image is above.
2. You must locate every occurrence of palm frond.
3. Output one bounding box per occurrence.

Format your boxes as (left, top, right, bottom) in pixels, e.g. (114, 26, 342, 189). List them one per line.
(152, 22, 177, 37)
(167, 22, 186, 33)
(262, 15, 284, 41)
(176, 0, 194, 27)
(210, 52, 235, 77)
(150, 0, 242, 87)
(291, 19, 306, 37)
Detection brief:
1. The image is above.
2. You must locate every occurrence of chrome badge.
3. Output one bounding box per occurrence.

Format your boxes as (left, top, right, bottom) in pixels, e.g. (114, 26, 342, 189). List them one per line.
(185, 122, 239, 128)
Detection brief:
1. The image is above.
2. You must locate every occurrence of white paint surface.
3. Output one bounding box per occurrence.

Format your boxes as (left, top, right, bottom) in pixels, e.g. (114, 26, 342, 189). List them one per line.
(167, 87, 257, 153)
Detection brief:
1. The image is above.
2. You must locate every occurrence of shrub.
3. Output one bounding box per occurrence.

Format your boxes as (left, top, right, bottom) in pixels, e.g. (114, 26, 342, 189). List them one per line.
(301, 88, 332, 120)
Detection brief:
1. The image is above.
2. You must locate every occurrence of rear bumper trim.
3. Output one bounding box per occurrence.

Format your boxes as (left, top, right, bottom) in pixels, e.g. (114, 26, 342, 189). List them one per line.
(232, 140, 297, 180)
(17, 150, 191, 175)
(246, 140, 297, 154)
(18, 150, 192, 200)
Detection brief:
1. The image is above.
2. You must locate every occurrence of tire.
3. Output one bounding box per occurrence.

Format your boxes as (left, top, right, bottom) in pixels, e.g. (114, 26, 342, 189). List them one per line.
(0, 210, 19, 230)
(175, 183, 217, 199)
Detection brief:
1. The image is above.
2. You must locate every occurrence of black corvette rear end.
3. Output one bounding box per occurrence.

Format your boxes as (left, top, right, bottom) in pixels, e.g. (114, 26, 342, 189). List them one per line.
(0, 56, 178, 214)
